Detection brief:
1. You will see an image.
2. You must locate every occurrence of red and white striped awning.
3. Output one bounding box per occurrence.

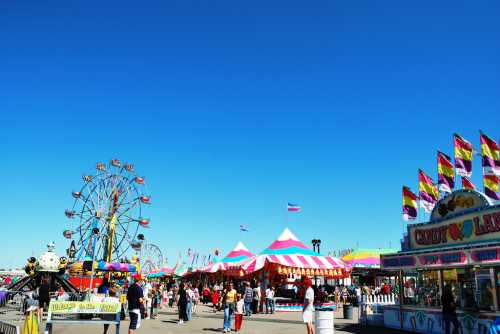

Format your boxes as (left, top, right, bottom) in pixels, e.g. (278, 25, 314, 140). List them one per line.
(242, 254, 347, 273)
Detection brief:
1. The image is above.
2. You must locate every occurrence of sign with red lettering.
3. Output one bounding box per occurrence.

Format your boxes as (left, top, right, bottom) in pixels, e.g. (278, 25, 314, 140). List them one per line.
(409, 208, 500, 250)
(418, 252, 467, 266)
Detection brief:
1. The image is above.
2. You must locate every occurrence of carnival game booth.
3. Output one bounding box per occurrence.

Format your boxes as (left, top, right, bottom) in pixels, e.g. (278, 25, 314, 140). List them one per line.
(381, 189, 500, 333)
(203, 242, 255, 277)
(243, 228, 349, 312)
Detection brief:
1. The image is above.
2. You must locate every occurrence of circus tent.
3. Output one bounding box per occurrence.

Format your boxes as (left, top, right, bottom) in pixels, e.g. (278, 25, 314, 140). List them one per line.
(243, 228, 347, 275)
(204, 241, 254, 273)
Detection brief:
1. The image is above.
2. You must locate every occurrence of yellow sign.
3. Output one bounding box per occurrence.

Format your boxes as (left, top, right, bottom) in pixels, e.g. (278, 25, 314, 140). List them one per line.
(49, 301, 120, 314)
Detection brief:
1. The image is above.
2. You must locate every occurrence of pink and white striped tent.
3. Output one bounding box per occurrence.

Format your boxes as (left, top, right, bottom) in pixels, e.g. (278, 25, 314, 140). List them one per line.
(203, 241, 255, 273)
(243, 228, 347, 273)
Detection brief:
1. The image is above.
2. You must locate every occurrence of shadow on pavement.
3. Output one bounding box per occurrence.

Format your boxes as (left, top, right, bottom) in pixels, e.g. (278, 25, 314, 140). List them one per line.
(202, 328, 223, 332)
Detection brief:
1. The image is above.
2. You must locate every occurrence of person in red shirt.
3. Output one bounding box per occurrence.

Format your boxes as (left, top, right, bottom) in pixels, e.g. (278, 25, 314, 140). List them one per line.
(211, 289, 220, 313)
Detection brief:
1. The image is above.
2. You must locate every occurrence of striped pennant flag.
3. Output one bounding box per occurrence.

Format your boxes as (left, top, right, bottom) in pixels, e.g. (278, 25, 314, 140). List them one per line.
(402, 186, 417, 221)
(484, 175, 500, 201)
(461, 176, 476, 190)
(480, 131, 500, 176)
(437, 151, 454, 194)
(454, 133, 473, 177)
(418, 169, 439, 213)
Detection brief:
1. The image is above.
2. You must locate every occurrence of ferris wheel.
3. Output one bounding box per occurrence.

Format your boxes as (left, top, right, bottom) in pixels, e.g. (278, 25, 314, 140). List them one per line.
(63, 159, 151, 263)
(140, 243, 164, 273)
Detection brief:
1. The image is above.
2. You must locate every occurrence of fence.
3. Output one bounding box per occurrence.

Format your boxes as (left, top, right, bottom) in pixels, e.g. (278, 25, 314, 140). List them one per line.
(361, 293, 398, 305)
(359, 293, 398, 327)
(0, 320, 20, 334)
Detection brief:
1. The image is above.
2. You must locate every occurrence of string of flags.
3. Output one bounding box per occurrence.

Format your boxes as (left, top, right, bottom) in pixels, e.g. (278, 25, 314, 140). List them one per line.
(402, 131, 500, 221)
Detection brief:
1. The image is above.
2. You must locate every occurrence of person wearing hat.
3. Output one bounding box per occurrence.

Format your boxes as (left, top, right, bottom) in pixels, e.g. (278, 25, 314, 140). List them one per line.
(127, 274, 144, 334)
(303, 278, 315, 334)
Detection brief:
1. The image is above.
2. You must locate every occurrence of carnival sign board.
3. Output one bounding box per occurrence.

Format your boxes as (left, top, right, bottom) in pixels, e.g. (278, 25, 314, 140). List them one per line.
(409, 207, 500, 250)
(430, 190, 491, 221)
(48, 301, 120, 314)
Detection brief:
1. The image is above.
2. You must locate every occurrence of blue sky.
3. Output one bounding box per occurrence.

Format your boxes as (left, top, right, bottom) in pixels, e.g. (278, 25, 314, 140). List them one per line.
(1, 1, 499, 268)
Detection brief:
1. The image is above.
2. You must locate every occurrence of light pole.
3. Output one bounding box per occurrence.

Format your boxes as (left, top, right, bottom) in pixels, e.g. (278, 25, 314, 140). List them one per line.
(311, 239, 322, 286)
(311, 239, 321, 254)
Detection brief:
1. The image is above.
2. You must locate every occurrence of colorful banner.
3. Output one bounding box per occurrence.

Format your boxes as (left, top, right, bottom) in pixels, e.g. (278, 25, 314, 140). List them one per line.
(418, 169, 439, 213)
(402, 186, 417, 221)
(409, 207, 500, 250)
(484, 174, 500, 200)
(454, 133, 473, 177)
(462, 176, 476, 190)
(48, 301, 120, 314)
(437, 151, 454, 193)
(480, 131, 500, 176)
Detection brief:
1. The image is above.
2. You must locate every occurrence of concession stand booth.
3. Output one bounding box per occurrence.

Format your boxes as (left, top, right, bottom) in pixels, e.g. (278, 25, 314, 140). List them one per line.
(381, 189, 500, 333)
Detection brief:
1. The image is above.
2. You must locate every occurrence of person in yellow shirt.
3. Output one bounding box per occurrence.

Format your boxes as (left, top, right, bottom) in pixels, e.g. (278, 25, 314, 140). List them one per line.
(223, 282, 237, 332)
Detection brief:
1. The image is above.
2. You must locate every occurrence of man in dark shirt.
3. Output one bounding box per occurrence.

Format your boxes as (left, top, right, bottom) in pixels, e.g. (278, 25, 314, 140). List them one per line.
(441, 285, 460, 334)
(127, 274, 144, 334)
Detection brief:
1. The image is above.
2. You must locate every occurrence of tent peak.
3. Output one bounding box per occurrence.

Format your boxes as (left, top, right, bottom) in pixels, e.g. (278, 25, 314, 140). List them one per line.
(234, 241, 249, 252)
(277, 227, 299, 241)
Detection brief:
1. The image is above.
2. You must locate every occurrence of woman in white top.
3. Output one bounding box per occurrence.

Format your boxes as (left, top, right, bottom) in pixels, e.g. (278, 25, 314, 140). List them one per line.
(302, 278, 315, 334)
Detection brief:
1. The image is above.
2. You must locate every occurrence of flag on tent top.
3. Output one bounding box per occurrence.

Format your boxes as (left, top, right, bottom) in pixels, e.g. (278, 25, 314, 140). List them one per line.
(461, 177, 476, 190)
(480, 131, 500, 176)
(454, 133, 473, 177)
(239, 224, 249, 232)
(287, 203, 301, 212)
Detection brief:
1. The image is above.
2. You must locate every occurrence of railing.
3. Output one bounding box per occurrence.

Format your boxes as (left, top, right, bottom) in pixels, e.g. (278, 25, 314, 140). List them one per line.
(359, 293, 398, 327)
(0, 320, 20, 334)
(361, 293, 398, 305)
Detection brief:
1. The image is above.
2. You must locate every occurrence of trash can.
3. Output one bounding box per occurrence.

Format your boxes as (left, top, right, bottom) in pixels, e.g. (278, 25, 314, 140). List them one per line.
(315, 308, 335, 334)
(343, 304, 353, 319)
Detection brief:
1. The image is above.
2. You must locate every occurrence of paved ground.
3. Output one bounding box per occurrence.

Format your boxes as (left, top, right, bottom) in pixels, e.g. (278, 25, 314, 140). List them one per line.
(1, 305, 409, 334)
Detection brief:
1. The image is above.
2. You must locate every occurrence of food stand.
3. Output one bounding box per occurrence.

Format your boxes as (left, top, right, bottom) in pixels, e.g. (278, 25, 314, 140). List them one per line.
(381, 189, 500, 333)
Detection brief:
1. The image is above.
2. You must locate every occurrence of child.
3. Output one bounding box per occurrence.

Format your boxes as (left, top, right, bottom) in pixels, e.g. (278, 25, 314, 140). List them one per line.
(168, 288, 174, 308)
(211, 289, 220, 313)
(234, 293, 244, 331)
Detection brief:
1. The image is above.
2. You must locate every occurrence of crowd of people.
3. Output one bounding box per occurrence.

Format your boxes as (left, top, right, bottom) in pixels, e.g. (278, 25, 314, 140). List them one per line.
(118, 274, 318, 333)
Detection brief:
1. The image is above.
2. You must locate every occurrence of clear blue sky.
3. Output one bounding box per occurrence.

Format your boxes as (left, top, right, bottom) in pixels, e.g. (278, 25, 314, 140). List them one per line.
(1, 1, 499, 268)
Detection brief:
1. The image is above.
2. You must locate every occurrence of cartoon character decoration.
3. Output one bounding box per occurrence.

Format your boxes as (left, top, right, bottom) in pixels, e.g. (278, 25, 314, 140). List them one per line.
(24, 257, 37, 276)
(38, 242, 61, 272)
(58, 257, 68, 274)
(437, 194, 476, 217)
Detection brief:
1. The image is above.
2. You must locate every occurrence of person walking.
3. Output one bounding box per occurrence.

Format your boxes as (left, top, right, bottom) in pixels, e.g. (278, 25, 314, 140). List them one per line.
(127, 274, 144, 334)
(243, 282, 253, 316)
(222, 282, 237, 333)
(442, 285, 460, 334)
(186, 283, 194, 321)
(303, 278, 315, 334)
(176, 283, 188, 324)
